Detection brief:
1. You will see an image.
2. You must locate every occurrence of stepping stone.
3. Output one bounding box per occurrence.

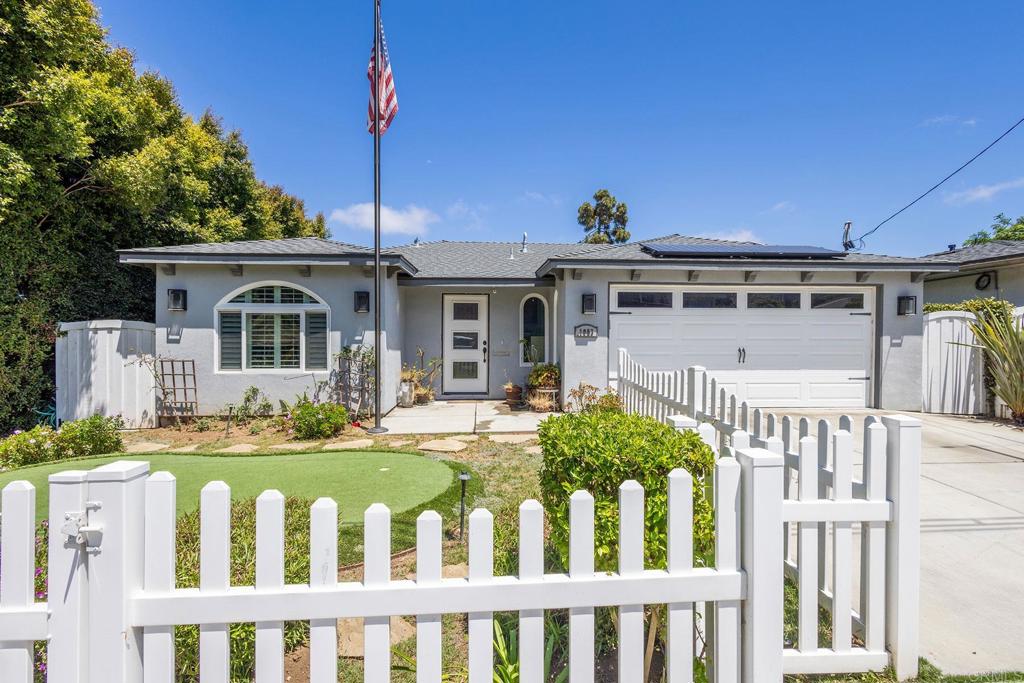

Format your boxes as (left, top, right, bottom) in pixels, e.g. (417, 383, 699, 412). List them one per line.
(125, 442, 169, 453)
(337, 616, 416, 658)
(452, 434, 479, 442)
(167, 444, 200, 453)
(488, 433, 535, 444)
(270, 442, 318, 451)
(388, 439, 412, 447)
(215, 443, 258, 453)
(525, 445, 543, 455)
(323, 439, 374, 450)
(418, 438, 468, 453)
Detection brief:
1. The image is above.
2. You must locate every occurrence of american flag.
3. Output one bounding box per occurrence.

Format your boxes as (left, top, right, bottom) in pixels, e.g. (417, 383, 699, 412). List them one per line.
(367, 16, 398, 135)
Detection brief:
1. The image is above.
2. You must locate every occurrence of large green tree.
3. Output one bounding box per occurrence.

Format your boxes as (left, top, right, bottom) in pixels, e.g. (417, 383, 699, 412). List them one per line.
(963, 213, 1024, 246)
(0, 0, 325, 432)
(577, 189, 629, 244)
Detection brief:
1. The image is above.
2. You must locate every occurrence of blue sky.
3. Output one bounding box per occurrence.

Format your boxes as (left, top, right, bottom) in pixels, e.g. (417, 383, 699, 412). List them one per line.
(95, 1, 1024, 255)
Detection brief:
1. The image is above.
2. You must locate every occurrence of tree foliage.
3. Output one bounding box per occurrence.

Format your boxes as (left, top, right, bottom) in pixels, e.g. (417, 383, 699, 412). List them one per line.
(0, 0, 326, 432)
(577, 188, 629, 244)
(963, 213, 1024, 246)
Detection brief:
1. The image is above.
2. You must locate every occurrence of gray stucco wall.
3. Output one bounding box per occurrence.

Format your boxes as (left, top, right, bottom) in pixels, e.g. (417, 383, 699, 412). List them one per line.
(154, 264, 400, 415)
(557, 268, 924, 411)
(925, 265, 1024, 307)
(400, 285, 555, 399)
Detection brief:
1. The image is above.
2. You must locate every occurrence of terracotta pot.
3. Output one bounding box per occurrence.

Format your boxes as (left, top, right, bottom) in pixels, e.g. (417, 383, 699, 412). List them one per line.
(505, 386, 523, 403)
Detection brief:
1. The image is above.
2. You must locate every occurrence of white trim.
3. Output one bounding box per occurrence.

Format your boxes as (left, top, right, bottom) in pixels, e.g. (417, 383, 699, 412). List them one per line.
(214, 281, 331, 374)
(519, 293, 549, 367)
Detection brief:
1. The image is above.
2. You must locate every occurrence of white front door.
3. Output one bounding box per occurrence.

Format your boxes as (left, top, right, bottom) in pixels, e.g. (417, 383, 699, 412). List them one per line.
(443, 294, 489, 393)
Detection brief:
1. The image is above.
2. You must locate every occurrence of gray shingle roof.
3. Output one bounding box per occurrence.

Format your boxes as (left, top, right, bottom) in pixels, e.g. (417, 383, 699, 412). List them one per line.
(924, 240, 1024, 265)
(119, 237, 372, 256)
(384, 240, 606, 279)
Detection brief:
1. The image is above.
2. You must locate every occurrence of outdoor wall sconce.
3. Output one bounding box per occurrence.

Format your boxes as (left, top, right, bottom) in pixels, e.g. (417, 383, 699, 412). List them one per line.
(897, 295, 917, 316)
(167, 289, 187, 311)
(582, 293, 597, 314)
(354, 291, 370, 313)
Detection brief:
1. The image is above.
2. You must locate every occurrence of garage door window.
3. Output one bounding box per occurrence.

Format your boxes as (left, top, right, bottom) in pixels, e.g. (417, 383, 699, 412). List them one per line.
(747, 292, 801, 309)
(617, 291, 673, 308)
(811, 292, 864, 309)
(683, 292, 737, 309)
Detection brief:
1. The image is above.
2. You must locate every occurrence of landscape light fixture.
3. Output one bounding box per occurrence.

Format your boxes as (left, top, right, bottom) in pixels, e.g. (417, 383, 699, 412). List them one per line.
(354, 291, 370, 313)
(167, 289, 187, 311)
(582, 293, 597, 314)
(458, 471, 471, 540)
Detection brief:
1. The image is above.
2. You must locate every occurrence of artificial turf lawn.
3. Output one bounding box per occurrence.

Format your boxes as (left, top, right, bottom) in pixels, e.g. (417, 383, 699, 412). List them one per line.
(0, 451, 453, 522)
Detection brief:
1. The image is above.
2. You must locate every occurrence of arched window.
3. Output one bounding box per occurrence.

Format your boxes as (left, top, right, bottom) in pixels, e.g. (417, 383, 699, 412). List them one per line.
(215, 282, 330, 372)
(520, 294, 547, 365)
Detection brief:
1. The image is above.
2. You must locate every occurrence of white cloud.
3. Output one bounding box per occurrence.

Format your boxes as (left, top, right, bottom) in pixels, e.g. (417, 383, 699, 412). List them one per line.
(446, 199, 489, 230)
(329, 203, 439, 236)
(763, 200, 794, 214)
(944, 177, 1024, 205)
(697, 229, 761, 243)
(921, 115, 977, 128)
(521, 191, 562, 206)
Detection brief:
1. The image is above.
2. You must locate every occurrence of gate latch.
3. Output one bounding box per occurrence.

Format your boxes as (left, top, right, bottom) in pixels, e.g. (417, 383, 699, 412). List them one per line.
(60, 502, 103, 548)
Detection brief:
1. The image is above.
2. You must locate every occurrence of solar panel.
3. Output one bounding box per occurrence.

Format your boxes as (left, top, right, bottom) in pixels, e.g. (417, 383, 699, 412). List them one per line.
(640, 243, 845, 259)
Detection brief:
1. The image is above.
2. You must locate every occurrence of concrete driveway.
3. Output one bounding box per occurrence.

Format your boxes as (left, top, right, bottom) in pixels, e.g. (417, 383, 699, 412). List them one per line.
(780, 409, 1024, 675)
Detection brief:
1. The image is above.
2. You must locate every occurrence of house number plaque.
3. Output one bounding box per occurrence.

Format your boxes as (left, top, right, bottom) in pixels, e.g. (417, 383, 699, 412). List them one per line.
(574, 324, 598, 339)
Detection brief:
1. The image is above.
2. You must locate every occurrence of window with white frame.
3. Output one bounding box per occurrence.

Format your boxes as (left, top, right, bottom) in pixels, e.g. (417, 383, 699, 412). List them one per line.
(217, 284, 329, 372)
(520, 294, 547, 365)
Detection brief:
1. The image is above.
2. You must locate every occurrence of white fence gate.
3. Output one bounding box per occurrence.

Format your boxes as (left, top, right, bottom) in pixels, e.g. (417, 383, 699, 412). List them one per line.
(921, 310, 986, 415)
(617, 349, 921, 680)
(55, 320, 158, 428)
(4, 457, 776, 682)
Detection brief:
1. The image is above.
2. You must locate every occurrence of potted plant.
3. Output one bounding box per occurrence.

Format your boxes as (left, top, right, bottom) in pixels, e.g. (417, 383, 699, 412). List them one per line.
(399, 365, 419, 408)
(526, 362, 561, 412)
(503, 381, 523, 405)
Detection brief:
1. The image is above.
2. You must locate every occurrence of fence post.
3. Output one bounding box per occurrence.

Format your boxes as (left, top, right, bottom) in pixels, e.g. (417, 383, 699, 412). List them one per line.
(881, 415, 921, 681)
(668, 414, 699, 431)
(685, 366, 706, 417)
(736, 448, 784, 683)
(85, 461, 149, 683)
(1, 481, 36, 683)
(47, 471, 88, 683)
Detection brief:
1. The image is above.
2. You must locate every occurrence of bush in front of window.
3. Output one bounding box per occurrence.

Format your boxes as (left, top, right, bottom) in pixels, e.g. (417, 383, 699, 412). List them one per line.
(289, 399, 349, 440)
(0, 414, 124, 471)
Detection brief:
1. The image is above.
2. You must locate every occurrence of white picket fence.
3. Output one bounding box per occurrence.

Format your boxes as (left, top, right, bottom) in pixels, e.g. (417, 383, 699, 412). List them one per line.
(617, 348, 920, 680)
(2, 452, 779, 683)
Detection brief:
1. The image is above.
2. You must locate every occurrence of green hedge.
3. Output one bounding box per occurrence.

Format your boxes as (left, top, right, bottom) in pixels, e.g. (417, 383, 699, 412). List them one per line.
(0, 415, 123, 471)
(537, 411, 716, 572)
(923, 296, 1015, 321)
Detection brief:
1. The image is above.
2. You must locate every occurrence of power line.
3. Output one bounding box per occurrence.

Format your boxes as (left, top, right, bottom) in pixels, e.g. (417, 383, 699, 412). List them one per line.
(852, 113, 1024, 248)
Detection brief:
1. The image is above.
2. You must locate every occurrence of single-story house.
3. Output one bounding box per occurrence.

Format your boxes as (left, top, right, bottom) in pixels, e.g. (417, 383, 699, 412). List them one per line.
(118, 234, 954, 415)
(923, 240, 1024, 306)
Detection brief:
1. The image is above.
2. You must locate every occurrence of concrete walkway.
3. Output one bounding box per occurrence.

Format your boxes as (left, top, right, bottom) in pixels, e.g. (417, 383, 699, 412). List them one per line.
(380, 400, 553, 434)
(779, 409, 1024, 675)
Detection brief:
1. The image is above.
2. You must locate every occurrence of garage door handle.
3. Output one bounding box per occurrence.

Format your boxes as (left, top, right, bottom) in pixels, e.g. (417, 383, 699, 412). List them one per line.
(609, 311, 632, 315)
(848, 376, 870, 380)
(849, 312, 871, 316)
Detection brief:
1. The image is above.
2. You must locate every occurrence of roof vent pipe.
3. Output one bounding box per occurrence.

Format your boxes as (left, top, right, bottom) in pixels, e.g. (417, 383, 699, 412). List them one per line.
(948, 244, 957, 252)
(521, 232, 528, 253)
(509, 246, 515, 260)
(413, 237, 420, 247)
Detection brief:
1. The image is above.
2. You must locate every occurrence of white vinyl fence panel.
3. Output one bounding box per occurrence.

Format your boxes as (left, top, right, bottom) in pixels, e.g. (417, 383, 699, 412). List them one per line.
(617, 348, 921, 680)
(921, 311, 986, 415)
(55, 320, 157, 428)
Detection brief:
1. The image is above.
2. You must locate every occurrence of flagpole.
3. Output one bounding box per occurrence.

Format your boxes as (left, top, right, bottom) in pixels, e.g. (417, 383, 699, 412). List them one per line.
(368, 0, 387, 434)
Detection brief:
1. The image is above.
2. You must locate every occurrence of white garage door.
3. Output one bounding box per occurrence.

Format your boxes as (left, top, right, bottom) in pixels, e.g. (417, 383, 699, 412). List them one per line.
(609, 286, 874, 408)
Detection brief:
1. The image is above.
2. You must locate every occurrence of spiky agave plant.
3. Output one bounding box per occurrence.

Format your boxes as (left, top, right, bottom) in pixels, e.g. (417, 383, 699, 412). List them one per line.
(963, 311, 1024, 423)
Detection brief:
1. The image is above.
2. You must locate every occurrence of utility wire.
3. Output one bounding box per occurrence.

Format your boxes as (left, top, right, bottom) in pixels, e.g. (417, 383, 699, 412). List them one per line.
(852, 113, 1024, 248)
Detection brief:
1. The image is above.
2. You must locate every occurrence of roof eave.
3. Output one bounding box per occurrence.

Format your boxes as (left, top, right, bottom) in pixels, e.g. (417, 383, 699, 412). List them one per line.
(118, 252, 418, 275)
(535, 258, 958, 277)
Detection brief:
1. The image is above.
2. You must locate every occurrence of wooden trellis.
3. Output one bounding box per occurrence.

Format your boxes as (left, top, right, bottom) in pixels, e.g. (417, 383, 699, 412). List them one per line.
(157, 359, 198, 418)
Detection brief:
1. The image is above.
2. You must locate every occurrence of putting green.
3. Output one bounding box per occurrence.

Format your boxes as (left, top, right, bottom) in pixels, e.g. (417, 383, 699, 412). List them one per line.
(0, 451, 453, 522)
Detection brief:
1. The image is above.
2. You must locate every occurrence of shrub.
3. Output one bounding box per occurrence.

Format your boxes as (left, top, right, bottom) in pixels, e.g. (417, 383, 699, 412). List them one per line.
(527, 362, 560, 388)
(290, 399, 348, 439)
(192, 416, 214, 432)
(565, 382, 623, 414)
(234, 386, 273, 424)
(962, 312, 1024, 423)
(174, 496, 318, 680)
(923, 296, 1015, 321)
(537, 411, 715, 572)
(0, 415, 123, 471)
